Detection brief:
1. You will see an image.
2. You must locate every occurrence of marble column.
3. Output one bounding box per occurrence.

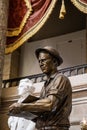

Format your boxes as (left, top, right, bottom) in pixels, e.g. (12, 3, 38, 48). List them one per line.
(0, 0, 9, 104)
(86, 15, 87, 63)
(3, 50, 20, 81)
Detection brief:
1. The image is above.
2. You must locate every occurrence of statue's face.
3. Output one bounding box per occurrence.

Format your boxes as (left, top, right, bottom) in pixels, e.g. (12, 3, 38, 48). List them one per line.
(38, 52, 56, 75)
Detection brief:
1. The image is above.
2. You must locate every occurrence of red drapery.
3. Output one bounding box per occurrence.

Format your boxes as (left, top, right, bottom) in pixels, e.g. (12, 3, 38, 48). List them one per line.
(6, 0, 57, 54)
(6, 0, 87, 54)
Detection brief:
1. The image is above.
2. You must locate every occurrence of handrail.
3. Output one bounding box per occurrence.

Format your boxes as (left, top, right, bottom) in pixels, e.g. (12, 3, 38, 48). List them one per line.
(2, 64, 87, 88)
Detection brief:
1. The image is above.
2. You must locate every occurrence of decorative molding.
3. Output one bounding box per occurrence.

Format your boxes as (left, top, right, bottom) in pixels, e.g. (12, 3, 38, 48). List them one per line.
(71, 0, 87, 14)
(72, 97, 87, 105)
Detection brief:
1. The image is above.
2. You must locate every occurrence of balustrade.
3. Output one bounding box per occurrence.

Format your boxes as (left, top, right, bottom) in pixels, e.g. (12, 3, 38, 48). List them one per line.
(2, 64, 87, 88)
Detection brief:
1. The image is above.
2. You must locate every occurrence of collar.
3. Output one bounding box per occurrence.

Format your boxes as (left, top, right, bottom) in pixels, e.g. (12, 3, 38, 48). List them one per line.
(45, 71, 59, 86)
(50, 71, 58, 79)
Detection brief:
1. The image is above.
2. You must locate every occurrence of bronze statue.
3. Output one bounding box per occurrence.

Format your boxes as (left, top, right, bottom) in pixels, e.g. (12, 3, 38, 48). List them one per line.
(9, 46, 72, 130)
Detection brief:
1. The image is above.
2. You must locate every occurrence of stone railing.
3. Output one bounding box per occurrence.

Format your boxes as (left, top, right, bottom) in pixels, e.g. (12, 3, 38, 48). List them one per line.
(2, 64, 87, 88)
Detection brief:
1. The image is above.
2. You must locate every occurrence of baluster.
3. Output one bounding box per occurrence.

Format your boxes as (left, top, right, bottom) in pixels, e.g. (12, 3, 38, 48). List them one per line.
(82, 67, 85, 74)
(75, 69, 78, 75)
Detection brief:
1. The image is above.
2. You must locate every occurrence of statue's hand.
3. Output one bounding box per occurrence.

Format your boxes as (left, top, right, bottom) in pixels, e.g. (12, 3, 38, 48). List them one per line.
(9, 102, 22, 114)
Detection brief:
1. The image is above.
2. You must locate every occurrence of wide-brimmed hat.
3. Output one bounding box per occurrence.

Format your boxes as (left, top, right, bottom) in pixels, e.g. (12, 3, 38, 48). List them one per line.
(35, 46, 63, 66)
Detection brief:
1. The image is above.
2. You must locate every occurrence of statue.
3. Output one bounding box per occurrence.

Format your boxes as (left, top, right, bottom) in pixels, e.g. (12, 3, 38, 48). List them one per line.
(8, 78, 36, 130)
(9, 46, 72, 130)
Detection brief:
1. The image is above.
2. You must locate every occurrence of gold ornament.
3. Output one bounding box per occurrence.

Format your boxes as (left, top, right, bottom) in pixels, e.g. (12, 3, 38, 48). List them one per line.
(59, 0, 66, 19)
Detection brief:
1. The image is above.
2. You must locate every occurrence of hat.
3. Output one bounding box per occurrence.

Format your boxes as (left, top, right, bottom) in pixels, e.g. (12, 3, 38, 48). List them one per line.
(35, 46, 63, 66)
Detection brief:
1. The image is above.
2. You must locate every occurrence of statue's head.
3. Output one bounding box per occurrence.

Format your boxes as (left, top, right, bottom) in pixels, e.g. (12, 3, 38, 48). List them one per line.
(35, 46, 63, 75)
(18, 78, 33, 95)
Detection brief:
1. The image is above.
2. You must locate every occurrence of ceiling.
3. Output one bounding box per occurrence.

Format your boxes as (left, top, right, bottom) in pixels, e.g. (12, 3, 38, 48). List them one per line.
(29, 0, 86, 42)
